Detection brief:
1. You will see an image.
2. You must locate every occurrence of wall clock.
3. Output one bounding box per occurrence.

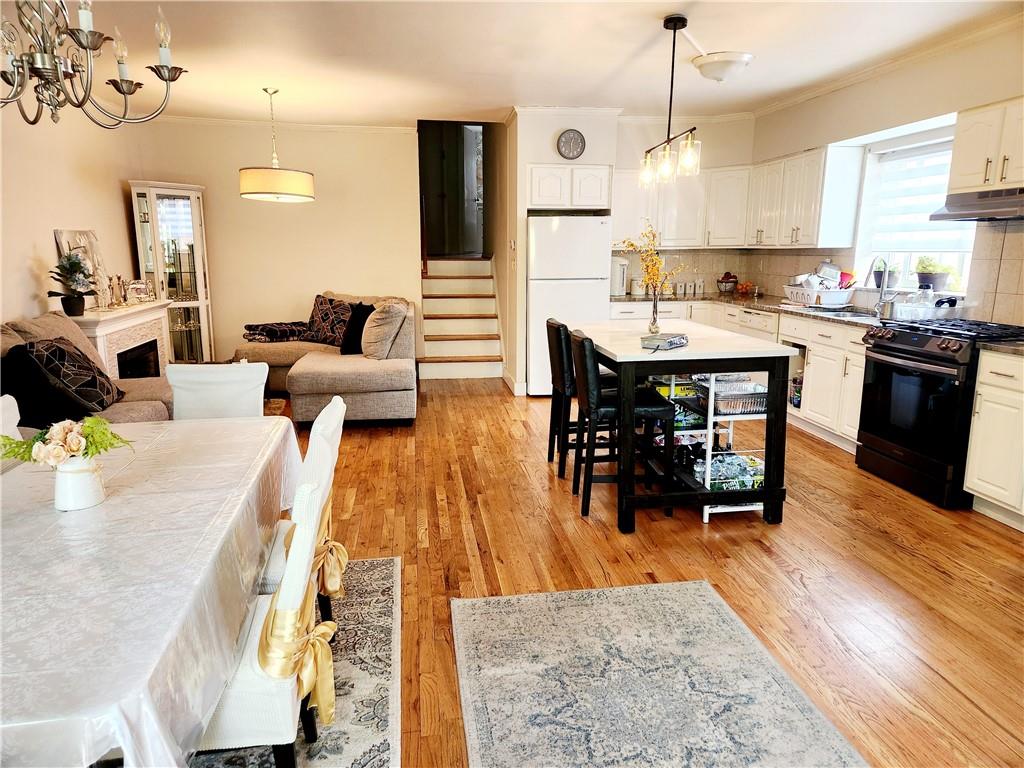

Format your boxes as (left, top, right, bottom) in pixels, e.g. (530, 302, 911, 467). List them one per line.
(557, 129, 586, 160)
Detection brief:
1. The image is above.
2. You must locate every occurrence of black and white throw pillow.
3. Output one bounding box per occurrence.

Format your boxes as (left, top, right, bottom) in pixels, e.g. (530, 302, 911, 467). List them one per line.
(22, 337, 123, 412)
(302, 295, 351, 348)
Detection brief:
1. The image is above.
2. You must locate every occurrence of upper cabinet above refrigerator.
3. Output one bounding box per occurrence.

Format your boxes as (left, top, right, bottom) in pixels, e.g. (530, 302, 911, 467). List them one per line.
(528, 164, 610, 209)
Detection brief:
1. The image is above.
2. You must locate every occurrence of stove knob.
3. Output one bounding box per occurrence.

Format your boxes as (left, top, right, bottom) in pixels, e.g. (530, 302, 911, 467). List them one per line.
(885, 329, 897, 340)
(938, 339, 950, 350)
(950, 341, 963, 352)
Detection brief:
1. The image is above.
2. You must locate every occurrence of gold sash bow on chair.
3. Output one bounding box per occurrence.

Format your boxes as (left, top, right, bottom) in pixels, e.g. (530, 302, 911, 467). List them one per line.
(313, 491, 349, 598)
(258, 583, 339, 725)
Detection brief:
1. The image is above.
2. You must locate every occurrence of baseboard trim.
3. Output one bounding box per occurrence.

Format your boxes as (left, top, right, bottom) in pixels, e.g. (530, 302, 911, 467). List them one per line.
(973, 496, 1024, 532)
(787, 412, 857, 455)
(502, 370, 526, 397)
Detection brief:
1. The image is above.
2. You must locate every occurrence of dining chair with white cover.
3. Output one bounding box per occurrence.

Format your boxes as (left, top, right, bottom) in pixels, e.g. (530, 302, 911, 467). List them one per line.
(198, 483, 337, 768)
(166, 362, 269, 420)
(258, 397, 348, 622)
(1, 395, 21, 439)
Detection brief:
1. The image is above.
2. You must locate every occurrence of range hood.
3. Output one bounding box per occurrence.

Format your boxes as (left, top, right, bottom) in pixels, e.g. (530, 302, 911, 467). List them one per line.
(930, 188, 1024, 221)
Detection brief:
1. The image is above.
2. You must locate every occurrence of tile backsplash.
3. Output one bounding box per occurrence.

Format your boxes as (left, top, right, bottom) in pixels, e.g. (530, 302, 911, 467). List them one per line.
(966, 222, 1023, 325)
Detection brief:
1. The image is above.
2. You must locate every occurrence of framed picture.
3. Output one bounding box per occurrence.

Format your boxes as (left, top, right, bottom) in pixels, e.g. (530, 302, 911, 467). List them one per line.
(54, 229, 110, 309)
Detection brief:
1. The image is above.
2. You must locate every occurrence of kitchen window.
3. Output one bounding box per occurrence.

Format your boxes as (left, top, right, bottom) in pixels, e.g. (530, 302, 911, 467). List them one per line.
(857, 139, 976, 293)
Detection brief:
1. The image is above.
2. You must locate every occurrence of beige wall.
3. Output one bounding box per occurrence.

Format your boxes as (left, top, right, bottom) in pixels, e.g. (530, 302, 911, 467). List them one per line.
(753, 17, 1024, 161)
(2, 112, 422, 358)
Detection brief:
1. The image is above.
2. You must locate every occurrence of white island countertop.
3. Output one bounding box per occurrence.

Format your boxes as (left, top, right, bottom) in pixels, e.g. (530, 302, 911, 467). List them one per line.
(576, 319, 798, 363)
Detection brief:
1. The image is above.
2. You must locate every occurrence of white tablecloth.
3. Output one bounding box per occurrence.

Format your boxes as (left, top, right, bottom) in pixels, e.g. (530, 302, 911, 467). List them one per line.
(0, 417, 302, 767)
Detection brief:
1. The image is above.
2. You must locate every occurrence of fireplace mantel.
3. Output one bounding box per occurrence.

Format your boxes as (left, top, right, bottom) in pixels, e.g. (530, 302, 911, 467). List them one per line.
(70, 301, 173, 378)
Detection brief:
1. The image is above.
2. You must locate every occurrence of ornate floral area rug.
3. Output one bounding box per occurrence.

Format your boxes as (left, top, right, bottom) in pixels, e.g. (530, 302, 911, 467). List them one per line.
(192, 557, 401, 768)
(452, 581, 866, 768)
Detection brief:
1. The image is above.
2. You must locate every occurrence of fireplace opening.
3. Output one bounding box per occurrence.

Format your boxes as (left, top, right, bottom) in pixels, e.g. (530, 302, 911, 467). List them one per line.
(117, 339, 160, 379)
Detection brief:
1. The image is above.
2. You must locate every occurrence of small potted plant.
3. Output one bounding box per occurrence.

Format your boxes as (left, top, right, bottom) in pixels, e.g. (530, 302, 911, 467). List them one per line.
(1, 417, 129, 511)
(618, 220, 685, 333)
(48, 247, 97, 316)
(913, 255, 953, 293)
(872, 260, 901, 289)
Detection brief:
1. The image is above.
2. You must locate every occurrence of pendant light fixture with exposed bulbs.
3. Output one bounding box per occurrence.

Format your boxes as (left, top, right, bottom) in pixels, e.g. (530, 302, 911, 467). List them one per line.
(639, 15, 701, 189)
(239, 88, 315, 203)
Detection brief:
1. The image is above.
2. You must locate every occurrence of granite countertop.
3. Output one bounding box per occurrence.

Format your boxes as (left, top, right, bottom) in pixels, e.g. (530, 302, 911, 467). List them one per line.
(979, 341, 1024, 357)
(611, 293, 880, 329)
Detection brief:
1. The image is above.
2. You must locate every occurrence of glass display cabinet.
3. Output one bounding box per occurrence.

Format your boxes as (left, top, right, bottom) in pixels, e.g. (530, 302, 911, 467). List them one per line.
(129, 181, 214, 362)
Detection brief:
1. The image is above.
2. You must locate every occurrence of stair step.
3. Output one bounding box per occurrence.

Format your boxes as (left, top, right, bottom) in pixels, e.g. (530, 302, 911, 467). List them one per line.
(423, 316, 498, 335)
(422, 293, 497, 299)
(423, 275, 492, 279)
(423, 334, 500, 341)
(418, 355, 503, 363)
(425, 255, 493, 261)
(425, 260, 492, 277)
(423, 313, 498, 320)
(419, 360, 503, 379)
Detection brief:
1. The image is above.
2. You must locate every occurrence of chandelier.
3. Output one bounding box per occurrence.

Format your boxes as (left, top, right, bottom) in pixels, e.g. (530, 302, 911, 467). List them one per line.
(0, 1, 184, 127)
(638, 14, 752, 187)
(239, 88, 316, 204)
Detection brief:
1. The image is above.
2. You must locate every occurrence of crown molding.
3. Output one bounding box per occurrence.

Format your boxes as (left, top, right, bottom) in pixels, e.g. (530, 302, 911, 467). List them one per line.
(753, 10, 1023, 119)
(513, 106, 623, 117)
(618, 112, 754, 125)
(157, 114, 416, 133)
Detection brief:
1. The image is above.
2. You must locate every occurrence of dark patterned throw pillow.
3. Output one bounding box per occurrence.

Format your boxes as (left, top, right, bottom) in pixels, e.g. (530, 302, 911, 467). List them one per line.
(22, 336, 123, 413)
(302, 295, 351, 348)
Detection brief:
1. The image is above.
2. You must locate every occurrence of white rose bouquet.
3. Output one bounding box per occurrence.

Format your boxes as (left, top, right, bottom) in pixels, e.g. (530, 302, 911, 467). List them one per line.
(1, 416, 129, 467)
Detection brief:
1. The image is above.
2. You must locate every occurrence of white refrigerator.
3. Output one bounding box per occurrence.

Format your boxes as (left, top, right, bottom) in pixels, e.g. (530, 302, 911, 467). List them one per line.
(527, 214, 612, 396)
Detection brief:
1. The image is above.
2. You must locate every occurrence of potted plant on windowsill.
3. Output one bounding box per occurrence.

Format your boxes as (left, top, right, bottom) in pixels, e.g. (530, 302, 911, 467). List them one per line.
(47, 248, 97, 317)
(872, 260, 901, 289)
(913, 255, 954, 293)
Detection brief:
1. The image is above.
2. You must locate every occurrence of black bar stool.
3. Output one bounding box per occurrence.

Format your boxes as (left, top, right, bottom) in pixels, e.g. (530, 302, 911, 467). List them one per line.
(569, 329, 676, 517)
(545, 319, 617, 479)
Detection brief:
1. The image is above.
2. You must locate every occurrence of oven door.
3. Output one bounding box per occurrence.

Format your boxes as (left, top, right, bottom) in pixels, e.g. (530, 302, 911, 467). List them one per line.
(858, 347, 971, 468)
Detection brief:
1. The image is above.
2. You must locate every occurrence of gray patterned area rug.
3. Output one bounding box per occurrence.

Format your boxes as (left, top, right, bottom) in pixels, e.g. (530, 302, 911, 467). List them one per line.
(192, 557, 400, 768)
(452, 581, 866, 768)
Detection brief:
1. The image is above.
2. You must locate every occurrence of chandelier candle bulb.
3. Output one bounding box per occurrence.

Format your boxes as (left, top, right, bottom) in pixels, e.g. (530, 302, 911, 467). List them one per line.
(155, 6, 171, 66)
(77, 0, 93, 32)
(112, 25, 129, 79)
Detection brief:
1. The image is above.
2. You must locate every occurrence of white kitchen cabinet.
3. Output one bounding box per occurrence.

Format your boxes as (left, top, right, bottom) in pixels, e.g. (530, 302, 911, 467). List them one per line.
(948, 99, 1024, 192)
(688, 302, 721, 326)
(747, 161, 783, 246)
(657, 174, 707, 248)
(999, 98, 1024, 188)
(801, 343, 844, 429)
(529, 165, 571, 207)
(964, 351, 1024, 516)
(735, 307, 779, 341)
(705, 167, 750, 247)
(837, 353, 865, 440)
(771, 146, 863, 249)
(611, 170, 657, 243)
(571, 165, 611, 208)
(528, 164, 610, 209)
(965, 384, 1024, 514)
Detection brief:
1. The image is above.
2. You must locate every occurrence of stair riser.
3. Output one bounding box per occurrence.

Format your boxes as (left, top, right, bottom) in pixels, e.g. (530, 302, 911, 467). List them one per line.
(423, 317, 498, 334)
(419, 361, 503, 379)
(424, 339, 502, 357)
(425, 260, 492, 277)
(422, 277, 494, 294)
(423, 297, 496, 314)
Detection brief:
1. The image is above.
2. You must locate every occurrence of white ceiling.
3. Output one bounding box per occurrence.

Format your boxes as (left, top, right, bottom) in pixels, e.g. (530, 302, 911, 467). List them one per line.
(32, 1, 1022, 126)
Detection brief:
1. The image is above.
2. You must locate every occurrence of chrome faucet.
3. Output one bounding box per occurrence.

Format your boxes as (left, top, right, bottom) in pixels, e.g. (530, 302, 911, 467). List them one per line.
(865, 254, 896, 320)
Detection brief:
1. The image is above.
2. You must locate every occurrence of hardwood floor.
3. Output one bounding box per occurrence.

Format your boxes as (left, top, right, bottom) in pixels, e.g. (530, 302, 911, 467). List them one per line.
(316, 379, 1023, 767)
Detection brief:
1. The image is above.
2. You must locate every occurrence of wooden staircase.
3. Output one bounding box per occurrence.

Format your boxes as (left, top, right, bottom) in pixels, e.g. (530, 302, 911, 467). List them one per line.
(419, 260, 503, 379)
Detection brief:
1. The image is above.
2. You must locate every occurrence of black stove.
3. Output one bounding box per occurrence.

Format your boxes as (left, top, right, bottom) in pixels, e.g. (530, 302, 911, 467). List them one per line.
(856, 318, 1024, 509)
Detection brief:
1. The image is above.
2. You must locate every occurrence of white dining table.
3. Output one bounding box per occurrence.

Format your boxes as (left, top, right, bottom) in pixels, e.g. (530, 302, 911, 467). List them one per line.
(0, 416, 302, 768)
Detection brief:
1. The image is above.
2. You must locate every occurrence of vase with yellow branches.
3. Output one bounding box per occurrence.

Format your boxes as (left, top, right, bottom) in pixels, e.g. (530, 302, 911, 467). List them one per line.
(618, 220, 685, 333)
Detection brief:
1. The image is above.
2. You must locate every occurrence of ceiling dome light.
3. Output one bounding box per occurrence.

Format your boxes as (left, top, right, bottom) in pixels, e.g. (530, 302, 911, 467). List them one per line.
(239, 88, 315, 203)
(692, 52, 754, 82)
